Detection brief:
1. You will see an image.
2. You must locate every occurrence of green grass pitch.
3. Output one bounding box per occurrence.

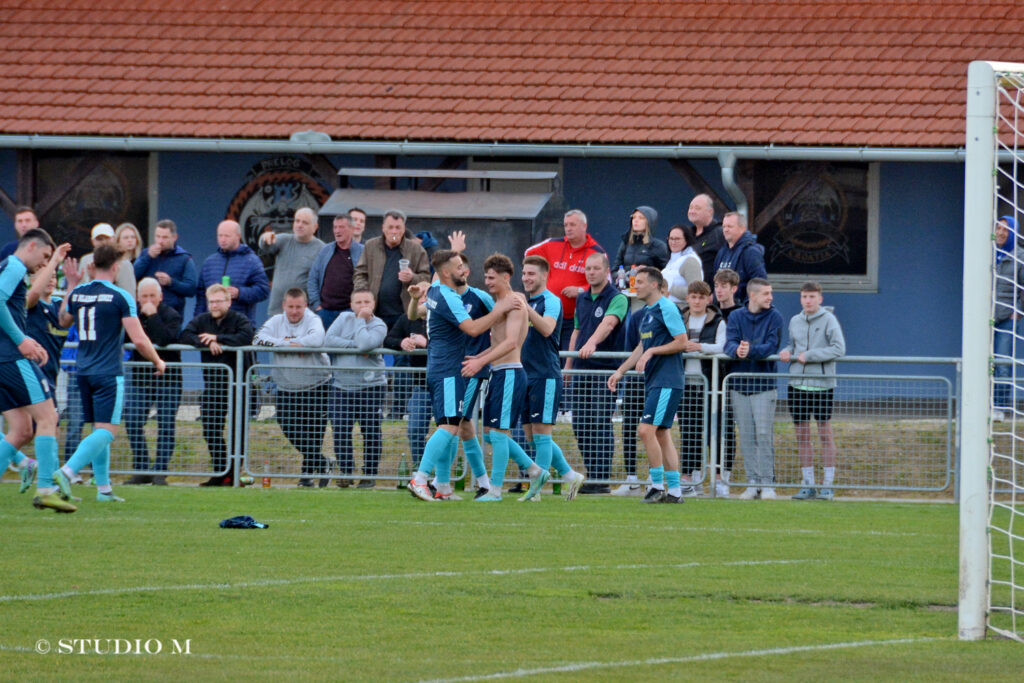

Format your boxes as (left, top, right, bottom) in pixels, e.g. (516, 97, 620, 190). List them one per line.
(1, 484, 1020, 681)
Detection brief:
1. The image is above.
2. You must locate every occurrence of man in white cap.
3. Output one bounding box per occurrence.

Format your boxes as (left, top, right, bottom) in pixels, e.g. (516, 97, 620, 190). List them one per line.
(79, 223, 136, 294)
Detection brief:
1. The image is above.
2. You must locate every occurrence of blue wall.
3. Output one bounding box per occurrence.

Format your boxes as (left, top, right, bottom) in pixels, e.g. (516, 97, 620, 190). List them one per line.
(0, 150, 966, 362)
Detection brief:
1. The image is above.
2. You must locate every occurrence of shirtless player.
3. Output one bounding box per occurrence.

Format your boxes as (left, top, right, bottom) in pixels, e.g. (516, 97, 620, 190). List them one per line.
(461, 253, 550, 502)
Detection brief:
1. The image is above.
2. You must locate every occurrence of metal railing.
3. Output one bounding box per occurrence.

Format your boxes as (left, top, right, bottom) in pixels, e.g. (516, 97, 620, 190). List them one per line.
(45, 346, 961, 497)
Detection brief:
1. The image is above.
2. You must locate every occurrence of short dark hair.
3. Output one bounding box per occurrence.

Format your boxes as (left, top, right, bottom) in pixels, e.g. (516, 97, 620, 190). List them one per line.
(637, 266, 664, 288)
(522, 254, 549, 273)
(18, 228, 55, 250)
(713, 268, 739, 287)
(351, 287, 374, 300)
(349, 207, 366, 218)
(669, 224, 697, 250)
(483, 253, 514, 276)
(14, 206, 36, 218)
(284, 287, 307, 302)
(687, 280, 711, 296)
(383, 209, 406, 223)
(155, 219, 177, 234)
(432, 249, 460, 271)
(92, 244, 121, 271)
(800, 281, 822, 294)
(747, 277, 771, 294)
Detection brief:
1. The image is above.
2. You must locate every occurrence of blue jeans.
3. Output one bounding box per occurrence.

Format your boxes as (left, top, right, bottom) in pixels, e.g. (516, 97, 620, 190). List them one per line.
(994, 317, 1018, 408)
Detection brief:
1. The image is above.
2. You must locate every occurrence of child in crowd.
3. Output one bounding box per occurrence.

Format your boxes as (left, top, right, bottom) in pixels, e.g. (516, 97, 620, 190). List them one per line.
(680, 280, 725, 495)
(712, 268, 741, 495)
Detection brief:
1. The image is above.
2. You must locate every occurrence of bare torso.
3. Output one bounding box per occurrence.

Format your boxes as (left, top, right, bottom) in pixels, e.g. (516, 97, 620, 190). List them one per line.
(489, 294, 527, 366)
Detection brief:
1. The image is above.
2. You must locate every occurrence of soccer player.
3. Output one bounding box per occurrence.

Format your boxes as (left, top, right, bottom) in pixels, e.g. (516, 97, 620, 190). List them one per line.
(520, 255, 586, 500)
(54, 244, 166, 503)
(406, 250, 520, 502)
(608, 267, 689, 504)
(0, 229, 66, 511)
(460, 254, 549, 502)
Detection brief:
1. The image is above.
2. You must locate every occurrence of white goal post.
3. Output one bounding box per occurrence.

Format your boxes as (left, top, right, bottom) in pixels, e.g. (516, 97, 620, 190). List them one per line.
(961, 60, 1024, 642)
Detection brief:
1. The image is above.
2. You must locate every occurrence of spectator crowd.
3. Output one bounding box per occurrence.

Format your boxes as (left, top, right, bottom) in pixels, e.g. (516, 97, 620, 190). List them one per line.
(2, 198, 847, 503)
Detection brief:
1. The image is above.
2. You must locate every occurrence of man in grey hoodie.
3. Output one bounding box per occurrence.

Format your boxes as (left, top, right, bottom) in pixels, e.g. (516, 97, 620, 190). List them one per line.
(779, 281, 846, 501)
(253, 288, 332, 487)
(325, 288, 388, 487)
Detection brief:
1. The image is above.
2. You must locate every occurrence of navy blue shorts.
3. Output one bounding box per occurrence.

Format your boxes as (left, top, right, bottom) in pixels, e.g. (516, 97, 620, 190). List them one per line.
(78, 373, 125, 425)
(641, 386, 683, 429)
(428, 374, 467, 423)
(0, 359, 52, 412)
(520, 376, 561, 426)
(484, 366, 527, 431)
(459, 376, 484, 420)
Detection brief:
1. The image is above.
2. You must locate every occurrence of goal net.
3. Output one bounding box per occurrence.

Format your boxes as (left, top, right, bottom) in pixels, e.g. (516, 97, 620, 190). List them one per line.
(962, 60, 1024, 642)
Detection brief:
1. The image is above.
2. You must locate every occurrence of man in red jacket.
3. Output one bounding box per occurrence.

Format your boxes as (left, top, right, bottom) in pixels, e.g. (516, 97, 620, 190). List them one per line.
(524, 209, 606, 354)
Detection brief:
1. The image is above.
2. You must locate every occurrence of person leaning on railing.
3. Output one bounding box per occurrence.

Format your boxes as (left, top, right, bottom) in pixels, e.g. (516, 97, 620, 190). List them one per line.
(123, 278, 183, 486)
(324, 288, 388, 488)
(254, 287, 332, 488)
(180, 283, 254, 487)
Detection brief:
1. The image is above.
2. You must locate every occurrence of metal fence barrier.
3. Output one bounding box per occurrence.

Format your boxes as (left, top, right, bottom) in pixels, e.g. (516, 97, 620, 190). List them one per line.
(56, 360, 235, 479)
(721, 372, 953, 493)
(28, 347, 960, 498)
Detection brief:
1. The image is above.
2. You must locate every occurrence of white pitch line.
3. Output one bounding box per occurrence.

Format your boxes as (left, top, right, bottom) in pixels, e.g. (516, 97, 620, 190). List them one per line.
(415, 637, 941, 683)
(0, 559, 813, 603)
(381, 519, 931, 537)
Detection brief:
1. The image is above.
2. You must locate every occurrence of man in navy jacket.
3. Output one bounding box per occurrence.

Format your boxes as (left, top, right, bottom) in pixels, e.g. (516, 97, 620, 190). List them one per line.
(132, 219, 198, 317)
(194, 220, 269, 322)
(713, 212, 767, 304)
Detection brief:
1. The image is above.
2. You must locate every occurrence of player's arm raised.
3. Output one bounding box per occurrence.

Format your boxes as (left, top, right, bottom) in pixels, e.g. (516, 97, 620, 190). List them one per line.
(123, 317, 166, 376)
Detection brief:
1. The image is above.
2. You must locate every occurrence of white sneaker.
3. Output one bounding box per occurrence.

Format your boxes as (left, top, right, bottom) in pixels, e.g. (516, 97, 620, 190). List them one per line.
(715, 480, 730, 497)
(611, 483, 644, 497)
(680, 485, 700, 497)
(760, 487, 777, 500)
(739, 486, 760, 500)
(993, 410, 1007, 421)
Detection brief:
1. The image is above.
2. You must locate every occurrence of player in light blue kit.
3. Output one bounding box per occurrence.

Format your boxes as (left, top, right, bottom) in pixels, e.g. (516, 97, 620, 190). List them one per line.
(0, 229, 69, 511)
(520, 254, 586, 500)
(407, 250, 521, 502)
(608, 267, 689, 504)
(54, 245, 165, 503)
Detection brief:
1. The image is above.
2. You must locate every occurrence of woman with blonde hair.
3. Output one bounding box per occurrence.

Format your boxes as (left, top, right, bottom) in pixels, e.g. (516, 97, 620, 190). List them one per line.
(612, 205, 669, 271)
(115, 222, 143, 262)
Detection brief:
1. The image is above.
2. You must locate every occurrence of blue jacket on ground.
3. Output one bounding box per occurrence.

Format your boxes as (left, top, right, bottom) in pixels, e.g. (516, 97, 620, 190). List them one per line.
(194, 244, 270, 321)
(307, 240, 365, 311)
(724, 304, 783, 394)
(133, 245, 199, 315)
(713, 231, 767, 303)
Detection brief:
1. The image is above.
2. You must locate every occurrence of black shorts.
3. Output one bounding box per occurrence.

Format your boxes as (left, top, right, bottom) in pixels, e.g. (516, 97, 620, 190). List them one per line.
(788, 387, 834, 424)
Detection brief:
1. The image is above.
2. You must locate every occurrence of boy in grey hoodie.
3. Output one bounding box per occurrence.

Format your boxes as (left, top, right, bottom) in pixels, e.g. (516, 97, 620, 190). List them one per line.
(779, 281, 846, 501)
(253, 287, 332, 487)
(325, 288, 388, 486)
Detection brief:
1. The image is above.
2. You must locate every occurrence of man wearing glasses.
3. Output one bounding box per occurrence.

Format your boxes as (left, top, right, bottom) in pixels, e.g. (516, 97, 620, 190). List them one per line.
(180, 283, 254, 486)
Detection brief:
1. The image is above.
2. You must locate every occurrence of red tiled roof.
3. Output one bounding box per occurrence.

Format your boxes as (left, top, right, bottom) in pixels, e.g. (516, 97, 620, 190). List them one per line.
(1, 1, 1023, 147)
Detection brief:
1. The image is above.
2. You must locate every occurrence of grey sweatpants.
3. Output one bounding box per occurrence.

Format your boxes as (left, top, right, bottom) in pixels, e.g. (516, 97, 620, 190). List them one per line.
(731, 389, 777, 486)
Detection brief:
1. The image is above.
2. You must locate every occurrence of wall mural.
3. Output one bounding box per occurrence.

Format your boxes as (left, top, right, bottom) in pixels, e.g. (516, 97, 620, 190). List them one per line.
(225, 156, 331, 251)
